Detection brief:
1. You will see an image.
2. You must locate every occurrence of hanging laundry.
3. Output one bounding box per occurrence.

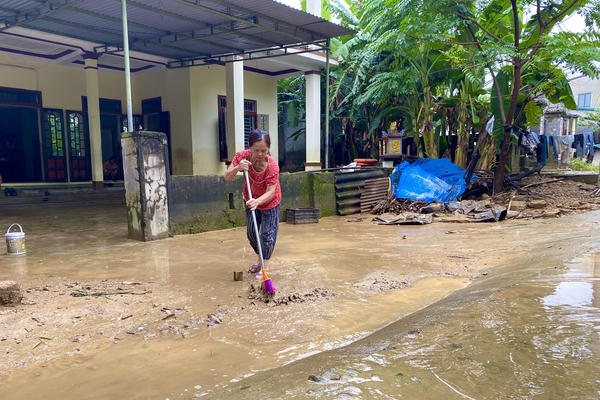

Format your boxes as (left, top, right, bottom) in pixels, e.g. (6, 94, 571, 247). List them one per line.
(582, 132, 595, 159)
(520, 131, 540, 152)
(558, 135, 574, 164)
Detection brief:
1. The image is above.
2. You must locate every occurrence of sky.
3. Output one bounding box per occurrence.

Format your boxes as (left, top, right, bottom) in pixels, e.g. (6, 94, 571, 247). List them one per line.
(275, 0, 301, 9)
(276, 0, 587, 33)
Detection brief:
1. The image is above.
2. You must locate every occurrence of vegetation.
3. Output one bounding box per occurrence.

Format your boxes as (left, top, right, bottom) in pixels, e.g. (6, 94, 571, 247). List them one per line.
(579, 109, 600, 131)
(569, 157, 599, 172)
(279, 0, 600, 190)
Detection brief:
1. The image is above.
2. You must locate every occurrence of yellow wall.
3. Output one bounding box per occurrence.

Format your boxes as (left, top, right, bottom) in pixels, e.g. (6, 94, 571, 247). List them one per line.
(189, 65, 226, 176)
(0, 53, 127, 111)
(188, 65, 278, 176)
(244, 71, 278, 160)
(570, 76, 600, 109)
(133, 68, 194, 175)
(0, 53, 279, 177)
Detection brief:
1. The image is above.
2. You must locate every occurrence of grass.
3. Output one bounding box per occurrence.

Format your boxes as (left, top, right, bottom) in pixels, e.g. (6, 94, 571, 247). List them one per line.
(569, 158, 599, 172)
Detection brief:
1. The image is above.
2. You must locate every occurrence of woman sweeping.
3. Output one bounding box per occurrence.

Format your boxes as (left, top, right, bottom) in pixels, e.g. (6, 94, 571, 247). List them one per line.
(224, 129, 282, 275)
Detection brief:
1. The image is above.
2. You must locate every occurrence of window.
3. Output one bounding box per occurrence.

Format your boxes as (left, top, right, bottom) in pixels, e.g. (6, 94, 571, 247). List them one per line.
(0, 87, 41, 106)
(258, 114, 269, 131)
(81, 97, 122, 114)
(578, 93, 592, 108)
(217, 96, 259, 160)
(68, 113, 86, 157)
(43, 110, 64, 157)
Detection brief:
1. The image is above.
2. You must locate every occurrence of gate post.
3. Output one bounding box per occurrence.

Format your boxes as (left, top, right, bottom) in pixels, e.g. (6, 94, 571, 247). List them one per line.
(121, 131, 171, 241)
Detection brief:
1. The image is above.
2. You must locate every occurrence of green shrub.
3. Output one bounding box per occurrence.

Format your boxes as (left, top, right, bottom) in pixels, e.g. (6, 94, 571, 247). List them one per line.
(569, 158, 599, 172)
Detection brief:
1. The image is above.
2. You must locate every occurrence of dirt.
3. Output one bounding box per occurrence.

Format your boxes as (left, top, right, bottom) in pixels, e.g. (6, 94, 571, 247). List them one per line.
(1, 175, 600, 395)
(0, 277, 203, 376)
(373, 174, 600, 220)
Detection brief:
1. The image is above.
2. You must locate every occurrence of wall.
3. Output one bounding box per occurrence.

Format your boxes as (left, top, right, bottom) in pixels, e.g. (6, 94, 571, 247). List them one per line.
(169, 172, 336, 234)
(189, 65, 226, 176)
(134, 68, 193, 175)
(244, 71, 278, 160)
(188, 65, 279, 176)
(0, 53, 127, 111)
(0, 53, 280, 179)
(570, 76, 600, 109)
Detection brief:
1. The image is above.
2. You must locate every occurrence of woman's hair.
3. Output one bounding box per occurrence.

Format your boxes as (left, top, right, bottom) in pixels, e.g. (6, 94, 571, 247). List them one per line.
(248, 129, 270, 148)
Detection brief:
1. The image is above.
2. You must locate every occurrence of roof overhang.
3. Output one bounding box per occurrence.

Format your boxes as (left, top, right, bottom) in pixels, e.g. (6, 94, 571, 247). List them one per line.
(0, 0, 354, 75)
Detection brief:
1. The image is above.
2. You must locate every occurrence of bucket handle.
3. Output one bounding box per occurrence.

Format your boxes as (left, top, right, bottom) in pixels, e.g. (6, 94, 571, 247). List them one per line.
(6, 223, 23, 235)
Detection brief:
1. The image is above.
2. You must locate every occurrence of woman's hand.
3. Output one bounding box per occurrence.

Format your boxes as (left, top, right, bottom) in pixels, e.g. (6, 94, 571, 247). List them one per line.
(246, 198, 259, 210)
(237, 159, 252, 172)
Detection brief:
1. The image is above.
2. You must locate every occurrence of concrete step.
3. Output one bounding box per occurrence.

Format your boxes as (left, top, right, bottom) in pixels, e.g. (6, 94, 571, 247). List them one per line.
(0, 187, 125, 210)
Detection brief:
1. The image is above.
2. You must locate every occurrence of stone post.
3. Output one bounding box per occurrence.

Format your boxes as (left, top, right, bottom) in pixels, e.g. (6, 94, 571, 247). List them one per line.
(121, 131, 171, 241)
(83, 52, 104, 188)
(226, 56, 245, 158)
(305, 70, 322, 171)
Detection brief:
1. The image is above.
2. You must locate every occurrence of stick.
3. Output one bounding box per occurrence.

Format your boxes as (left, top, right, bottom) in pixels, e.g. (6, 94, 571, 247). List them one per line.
(515, 178, 565, 191)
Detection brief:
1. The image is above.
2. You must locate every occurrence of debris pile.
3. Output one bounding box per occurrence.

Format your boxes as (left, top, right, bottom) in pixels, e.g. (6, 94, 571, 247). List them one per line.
(248, 284, 338, 306)
(370, 173, 600, 222)
(0, 281, 22, 306)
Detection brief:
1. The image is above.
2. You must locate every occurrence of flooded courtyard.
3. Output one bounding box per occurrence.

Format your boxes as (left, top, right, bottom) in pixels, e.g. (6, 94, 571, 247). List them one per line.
(1, 206, 599, 399)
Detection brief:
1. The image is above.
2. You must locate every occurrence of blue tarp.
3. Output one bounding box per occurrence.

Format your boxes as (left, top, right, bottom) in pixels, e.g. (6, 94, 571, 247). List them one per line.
(389, 158, 470, 203)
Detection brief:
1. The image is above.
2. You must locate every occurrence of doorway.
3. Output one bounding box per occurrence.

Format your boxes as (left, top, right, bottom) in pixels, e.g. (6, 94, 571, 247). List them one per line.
(100, 114, 122, 179)
(0, 105, 42, 183)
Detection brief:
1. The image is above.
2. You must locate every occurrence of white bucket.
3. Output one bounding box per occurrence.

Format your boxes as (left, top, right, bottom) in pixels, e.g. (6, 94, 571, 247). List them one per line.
(5, 223, 26, 256)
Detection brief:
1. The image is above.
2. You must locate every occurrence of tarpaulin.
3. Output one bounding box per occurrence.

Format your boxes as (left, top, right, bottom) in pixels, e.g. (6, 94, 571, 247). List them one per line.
(389, 158, 470, 203)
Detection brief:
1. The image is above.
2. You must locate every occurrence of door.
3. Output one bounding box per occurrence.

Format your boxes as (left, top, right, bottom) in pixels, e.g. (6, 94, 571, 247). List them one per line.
(66, 111, 91, 182)
(0, 106, 42, 182)
(100, 114, 122, 179)
(42, 109, 67, 182)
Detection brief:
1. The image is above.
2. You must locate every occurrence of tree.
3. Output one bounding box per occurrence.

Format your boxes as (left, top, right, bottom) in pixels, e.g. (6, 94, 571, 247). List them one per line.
(580, 109, 600, 131)
(445, 0, 600, 191)
(329, 0, 600, 192)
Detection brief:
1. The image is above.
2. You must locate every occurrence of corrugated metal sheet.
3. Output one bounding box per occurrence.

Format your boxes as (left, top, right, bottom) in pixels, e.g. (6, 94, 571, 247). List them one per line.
(360, 178, 389, 213)
(0, 0, 355, 61)
(335, 169, 386, 216)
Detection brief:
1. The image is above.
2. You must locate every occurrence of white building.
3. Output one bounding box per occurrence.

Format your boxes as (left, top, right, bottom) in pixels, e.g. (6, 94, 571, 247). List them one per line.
(0, 0, 351, 186)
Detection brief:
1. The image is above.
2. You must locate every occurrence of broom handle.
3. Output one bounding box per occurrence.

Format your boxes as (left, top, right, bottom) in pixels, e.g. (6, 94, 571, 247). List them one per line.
(244, 170, 266, 272)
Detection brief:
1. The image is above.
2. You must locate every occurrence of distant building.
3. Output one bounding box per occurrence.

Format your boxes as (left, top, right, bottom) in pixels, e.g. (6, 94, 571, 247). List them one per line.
(570, 75, 599, 111)
(569, 75, 599, 133)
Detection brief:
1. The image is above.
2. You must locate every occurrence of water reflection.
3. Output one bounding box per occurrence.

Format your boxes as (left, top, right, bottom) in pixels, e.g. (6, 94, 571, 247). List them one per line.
(542, 281, 593, 308)
(271, 254, 600, 400)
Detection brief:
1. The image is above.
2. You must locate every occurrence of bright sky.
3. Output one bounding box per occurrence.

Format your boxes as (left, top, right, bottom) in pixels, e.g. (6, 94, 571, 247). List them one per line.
(277, 1, 587, 32)
(275, 0, 301, 9)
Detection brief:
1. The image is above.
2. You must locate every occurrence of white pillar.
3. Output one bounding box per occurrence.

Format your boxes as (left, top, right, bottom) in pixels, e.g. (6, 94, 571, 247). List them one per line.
(305, 70, 321, 170)
(305, 0, 322, 17)
(83, 53, 104, 188)
(226, 57, 245, 158)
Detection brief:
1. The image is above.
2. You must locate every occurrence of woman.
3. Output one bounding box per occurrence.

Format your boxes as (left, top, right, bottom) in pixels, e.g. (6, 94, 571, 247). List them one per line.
(224, 129, 282, 274)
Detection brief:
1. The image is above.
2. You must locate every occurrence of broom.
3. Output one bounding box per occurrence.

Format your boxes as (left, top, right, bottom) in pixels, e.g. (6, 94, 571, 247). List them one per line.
(244, 169, 276, 294)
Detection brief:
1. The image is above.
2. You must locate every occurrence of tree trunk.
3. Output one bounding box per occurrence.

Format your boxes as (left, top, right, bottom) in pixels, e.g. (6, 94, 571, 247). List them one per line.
(493, 63, 522, 193)
(494, 126, 513, 192)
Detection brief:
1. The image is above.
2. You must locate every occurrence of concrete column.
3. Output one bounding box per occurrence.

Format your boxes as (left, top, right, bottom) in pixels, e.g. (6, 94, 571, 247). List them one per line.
(121, 131, 171, 241)
(305, 0, 322, 17)
(305, 70, 321, 170)
(83, 53, 104, 188)
(226, 57, 245, 158)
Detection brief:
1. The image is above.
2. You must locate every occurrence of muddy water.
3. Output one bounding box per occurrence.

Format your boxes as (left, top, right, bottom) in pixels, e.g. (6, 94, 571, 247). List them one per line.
(214, 254, 600, 399)
(286, 253, 600, 400)
(1, 278, 465, 400)
(2, 207, 600, 399)
(0, 207, 470, 399)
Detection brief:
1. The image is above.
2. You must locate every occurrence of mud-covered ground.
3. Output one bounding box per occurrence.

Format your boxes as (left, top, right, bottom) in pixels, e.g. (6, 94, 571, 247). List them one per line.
(1, 177, 600, 398)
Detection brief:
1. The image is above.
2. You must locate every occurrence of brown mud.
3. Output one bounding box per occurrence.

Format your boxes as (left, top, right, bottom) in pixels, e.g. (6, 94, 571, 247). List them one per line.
(0, 187, 599, 399)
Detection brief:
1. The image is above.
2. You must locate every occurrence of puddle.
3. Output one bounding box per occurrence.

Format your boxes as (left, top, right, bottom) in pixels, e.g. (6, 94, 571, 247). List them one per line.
(259, 253, 600, 399)
(3, 207, 600, 399)
(0, 275, 467, 400)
